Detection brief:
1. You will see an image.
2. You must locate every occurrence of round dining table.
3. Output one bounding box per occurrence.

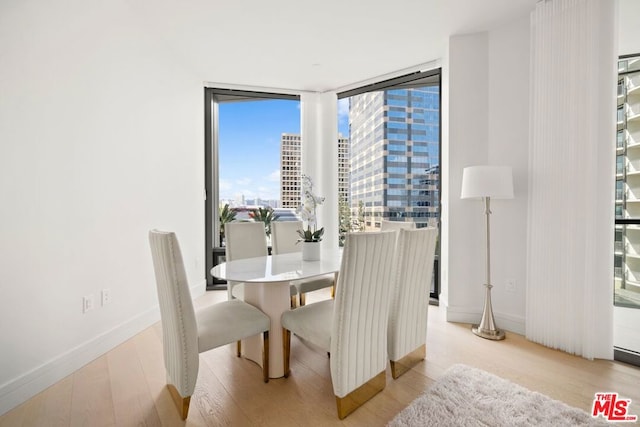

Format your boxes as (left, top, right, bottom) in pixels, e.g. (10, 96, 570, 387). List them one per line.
(211, 249, 342, 378)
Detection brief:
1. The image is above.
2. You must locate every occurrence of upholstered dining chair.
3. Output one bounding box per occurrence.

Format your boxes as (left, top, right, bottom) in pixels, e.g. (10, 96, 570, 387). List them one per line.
(387, 227, 438, 379)
(224, 221, 269, 301)
(380, 219, 416, 232)
(281, 231, 397, 419)
(148, 230, 270, 420)
(271, 220, 335, 306)
(225, 221, 298, 306)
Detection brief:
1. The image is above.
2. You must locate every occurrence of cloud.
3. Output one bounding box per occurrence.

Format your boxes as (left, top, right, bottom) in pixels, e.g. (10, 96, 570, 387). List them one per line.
(219, 179, 232, 191)
(257, 185, 280, 200)
(268, 170, 280, 182)
(220, 173, 282, 203)
(234, 185, 280, 202)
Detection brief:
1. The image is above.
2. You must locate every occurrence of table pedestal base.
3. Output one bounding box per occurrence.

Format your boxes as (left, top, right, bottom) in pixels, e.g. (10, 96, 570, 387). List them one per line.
(242, 282, 290, 378)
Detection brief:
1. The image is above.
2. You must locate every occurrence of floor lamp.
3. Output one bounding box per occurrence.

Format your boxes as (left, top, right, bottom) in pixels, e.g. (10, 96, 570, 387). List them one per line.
(461, 165, 513, 340)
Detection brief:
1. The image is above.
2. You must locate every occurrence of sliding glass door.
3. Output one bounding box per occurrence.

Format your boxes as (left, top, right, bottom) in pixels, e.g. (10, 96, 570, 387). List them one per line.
(614, 53, 640, 366)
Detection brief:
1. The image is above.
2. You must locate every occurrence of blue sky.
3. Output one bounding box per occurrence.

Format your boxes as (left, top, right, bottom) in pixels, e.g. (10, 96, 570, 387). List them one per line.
(219, 98, 350, 202)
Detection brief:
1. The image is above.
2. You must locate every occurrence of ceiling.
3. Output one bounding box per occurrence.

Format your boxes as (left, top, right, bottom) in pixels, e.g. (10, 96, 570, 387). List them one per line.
(126, 0, 537, 92)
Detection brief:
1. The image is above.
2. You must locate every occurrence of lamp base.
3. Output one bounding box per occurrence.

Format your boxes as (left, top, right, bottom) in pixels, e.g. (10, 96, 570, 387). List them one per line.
(472, 282, 506, 341)
(471, 325, 505, 341)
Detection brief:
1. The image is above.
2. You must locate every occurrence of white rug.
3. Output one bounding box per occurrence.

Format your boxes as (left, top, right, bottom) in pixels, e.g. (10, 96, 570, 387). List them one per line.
(388, 364, 607, 427)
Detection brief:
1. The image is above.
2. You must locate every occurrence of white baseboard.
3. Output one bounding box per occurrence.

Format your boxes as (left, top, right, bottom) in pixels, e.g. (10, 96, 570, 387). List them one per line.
(445, 304, 525, 335)
(0, 280, 206, 416)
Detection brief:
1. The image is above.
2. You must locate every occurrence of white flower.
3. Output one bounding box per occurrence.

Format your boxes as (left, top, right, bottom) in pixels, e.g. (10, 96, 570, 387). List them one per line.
(296, 174, 325, 242)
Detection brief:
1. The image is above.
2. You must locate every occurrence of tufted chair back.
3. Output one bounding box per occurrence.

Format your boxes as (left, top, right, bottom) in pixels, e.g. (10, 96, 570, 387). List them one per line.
(148, 230, 199, 401)
(271, 221, 303, 254)
(387, 227, 438, 378)
(224, 221, 268, 300)
(330, 231, 397, 405)
(379, 220, 416, 232)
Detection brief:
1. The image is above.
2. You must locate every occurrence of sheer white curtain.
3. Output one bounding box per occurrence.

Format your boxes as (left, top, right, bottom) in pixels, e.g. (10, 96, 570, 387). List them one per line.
(526, 0, 617, 359)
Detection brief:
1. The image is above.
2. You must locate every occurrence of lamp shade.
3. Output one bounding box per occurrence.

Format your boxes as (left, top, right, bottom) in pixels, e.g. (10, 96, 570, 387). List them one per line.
(461, 165, 514, 199)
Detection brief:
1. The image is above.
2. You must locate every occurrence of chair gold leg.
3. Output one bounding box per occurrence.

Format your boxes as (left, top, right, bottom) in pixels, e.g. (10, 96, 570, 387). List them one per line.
(299, 292, 306, 306)
(167, 384, 191, 420)
(282, 328, 291, 378)
(290, 295, 297, 308)
(335, 371, 386, 420)
(262, 331, 269, 383)
(390, 344, 426, 379)
(331, 272, 338, 298)
(236, 340, 241, 357)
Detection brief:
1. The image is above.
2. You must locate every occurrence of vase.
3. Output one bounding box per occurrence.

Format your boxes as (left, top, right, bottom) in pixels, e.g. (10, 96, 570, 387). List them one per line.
(302, 241, 321, 261)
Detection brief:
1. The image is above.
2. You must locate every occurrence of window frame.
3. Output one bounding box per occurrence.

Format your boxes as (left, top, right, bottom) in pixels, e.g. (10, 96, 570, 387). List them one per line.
(204, 88, 300, 289)
(337, 68, 442, 303)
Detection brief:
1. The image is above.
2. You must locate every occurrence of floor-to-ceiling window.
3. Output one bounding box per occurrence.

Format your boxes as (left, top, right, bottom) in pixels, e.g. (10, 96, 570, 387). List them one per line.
(337, 69, 442, 301)
(204, 70, 442, 301)
(613, 53, 640, 366)
(204, 89, 300, 289)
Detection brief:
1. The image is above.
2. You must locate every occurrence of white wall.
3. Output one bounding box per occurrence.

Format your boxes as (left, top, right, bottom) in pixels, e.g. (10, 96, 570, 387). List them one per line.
(444, 32, 491, 321)
(486, 17, 530, 330)
(619, 0, 640, 56)
(444, 16, 530, 333)
(0, 0, 205, 413)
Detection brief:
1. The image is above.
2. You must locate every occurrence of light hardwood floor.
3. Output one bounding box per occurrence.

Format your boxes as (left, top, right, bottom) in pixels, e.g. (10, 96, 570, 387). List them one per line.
(2, 289, 639, 426)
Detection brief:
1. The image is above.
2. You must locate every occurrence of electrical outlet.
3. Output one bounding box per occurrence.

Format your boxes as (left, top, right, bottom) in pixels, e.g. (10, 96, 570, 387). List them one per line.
(505, 280, 516, 292)
(83, 295, 94, 313)
(101, 289, 111, 306)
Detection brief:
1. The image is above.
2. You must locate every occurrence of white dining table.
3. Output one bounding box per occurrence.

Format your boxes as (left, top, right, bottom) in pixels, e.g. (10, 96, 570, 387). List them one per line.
(211, 249, 342, 378)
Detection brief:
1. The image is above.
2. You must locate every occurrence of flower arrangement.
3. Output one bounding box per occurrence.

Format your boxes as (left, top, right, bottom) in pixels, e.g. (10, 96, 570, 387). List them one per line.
(296, 175, 325, 242)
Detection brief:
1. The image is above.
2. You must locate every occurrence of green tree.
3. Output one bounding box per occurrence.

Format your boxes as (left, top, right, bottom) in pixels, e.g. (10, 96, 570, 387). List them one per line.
(338, 196, 351, 247)
(249, 207, 277, 237)
(357, 200, 365, 232)
(219, 203, 237, 246)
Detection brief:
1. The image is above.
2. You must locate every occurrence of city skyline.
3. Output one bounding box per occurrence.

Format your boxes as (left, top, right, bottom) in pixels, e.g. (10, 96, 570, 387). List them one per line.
(218, 98, 349, 204)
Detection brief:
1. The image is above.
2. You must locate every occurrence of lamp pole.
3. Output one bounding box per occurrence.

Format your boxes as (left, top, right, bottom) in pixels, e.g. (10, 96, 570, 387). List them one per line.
(471, 196, 505, 340)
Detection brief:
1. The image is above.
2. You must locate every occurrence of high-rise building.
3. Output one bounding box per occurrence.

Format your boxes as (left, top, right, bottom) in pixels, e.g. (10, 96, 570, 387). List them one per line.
(338, 134, 350, 206)
(279, 133, 350, 210)
(349, 86, 440, 230)
(280, 133, 301, 209)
